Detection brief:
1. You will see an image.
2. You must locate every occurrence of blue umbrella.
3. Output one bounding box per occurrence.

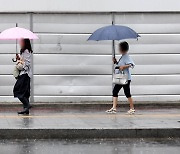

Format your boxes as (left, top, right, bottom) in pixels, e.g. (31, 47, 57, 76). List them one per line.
(88, 24, 140, 57)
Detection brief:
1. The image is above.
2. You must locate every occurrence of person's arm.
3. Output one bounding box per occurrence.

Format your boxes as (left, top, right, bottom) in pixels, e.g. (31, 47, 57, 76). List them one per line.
(116, 64, 131, 71)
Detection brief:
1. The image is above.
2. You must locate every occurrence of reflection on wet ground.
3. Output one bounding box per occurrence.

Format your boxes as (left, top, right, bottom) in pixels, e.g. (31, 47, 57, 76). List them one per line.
(0, 138, 180, 154)
(0, 107, 179, 129)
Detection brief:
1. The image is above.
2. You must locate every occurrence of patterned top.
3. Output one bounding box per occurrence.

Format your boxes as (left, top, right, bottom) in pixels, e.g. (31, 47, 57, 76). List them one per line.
(19, 49, 32, 78)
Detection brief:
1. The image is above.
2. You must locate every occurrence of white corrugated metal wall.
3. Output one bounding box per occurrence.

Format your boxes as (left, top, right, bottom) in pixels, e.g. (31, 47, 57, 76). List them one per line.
(0, 13, 180, 102)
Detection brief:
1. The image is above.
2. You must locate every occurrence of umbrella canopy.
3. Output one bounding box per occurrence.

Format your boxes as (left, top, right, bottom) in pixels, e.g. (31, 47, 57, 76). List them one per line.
(88, 25, 140, 41)
(0, 26, 38, 62)
(88, 24, 140, 58)
(0, 27, 38, 40)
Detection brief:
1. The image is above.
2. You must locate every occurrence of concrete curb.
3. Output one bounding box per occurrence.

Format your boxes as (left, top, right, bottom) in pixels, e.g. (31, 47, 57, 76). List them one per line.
(0, 128, 180, 139)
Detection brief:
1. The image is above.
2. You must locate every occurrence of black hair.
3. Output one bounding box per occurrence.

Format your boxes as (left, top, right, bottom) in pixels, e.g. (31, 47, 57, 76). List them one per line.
(119, 41, 129, 52)
(20, 39, 33, 54)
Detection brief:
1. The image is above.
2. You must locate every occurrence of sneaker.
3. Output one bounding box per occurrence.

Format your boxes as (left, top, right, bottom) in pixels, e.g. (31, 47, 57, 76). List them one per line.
(127, 109, 135, 114)
(106, 108, 117, 114)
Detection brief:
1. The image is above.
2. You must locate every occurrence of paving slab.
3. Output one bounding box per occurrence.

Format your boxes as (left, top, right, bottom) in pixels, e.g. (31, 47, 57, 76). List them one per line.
(0, 106, 180, 139)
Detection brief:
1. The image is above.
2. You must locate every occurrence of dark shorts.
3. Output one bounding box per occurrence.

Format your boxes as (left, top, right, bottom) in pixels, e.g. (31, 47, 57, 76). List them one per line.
(13, 74, 30, 98)
(113, 80, 131, 98)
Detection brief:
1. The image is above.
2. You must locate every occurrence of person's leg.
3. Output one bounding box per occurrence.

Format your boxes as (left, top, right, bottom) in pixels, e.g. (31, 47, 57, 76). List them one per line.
(112, 84, 123, 109)
(24, 97, 30, 109)
(106, 84, 122, 113)
(128, 97, 134, 109)
(123, 81, 134, 109)
(18, 97, 29, 109)
(17, 97, 30, 114)
(112, 97, 118, 110)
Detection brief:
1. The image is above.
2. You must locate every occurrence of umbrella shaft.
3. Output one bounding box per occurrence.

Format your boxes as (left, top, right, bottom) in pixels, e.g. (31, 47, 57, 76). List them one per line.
(16, 39, 17, 54)
(112, 40, 115, 58)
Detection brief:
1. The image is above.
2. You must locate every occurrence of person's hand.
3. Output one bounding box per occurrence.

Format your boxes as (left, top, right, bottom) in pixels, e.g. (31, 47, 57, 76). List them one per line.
(17, 60, 23, 64)
(16, 54, 20, 60)
(112, 57, 117, 64)
(119, 66, 124, 71)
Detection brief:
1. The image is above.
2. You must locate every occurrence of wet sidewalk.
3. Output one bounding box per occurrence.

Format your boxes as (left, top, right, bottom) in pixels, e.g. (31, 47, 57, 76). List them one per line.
(0, 105, 180, 139)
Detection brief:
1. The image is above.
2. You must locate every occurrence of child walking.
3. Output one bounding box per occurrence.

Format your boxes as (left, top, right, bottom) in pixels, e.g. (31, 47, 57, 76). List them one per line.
(106, 41, 135, 114)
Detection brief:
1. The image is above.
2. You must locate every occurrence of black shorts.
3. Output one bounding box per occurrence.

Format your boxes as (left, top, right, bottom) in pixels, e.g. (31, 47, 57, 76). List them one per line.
(113, 80, 131, 98)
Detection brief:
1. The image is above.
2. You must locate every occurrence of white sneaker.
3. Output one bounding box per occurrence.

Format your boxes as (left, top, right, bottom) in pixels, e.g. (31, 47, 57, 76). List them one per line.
(106, 108, 117, 114)
(127, 109, 135, 114)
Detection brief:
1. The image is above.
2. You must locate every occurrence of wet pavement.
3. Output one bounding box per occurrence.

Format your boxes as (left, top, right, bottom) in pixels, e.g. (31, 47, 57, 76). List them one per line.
(0, 106, 180, 129)
(0, 106, 179, 138)
(0, 138, 180, 154)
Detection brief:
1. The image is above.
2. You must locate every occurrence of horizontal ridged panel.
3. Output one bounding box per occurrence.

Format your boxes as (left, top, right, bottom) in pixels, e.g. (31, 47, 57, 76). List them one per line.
(1, 85, 178, 96)
(33, 34, 180, 44)
(33, 95, 180, 102)
(33, 85, 180, 96)
(2, 34, 180, 54)
(33, 14, 111, 33)
(33, 44, 180, 54)
(1, 95, 180, 103)
(116, 13, 180, 24)
(0, 13, 180, 102)
(1, 54, 180, 75)
(33, 13, 180, 33)
(115, 13, 180, 33)
(0, 14, 30, 31)
(0, 75, 180, 96)
(1, 75, 180, 86)
(1, 64, 180, 75)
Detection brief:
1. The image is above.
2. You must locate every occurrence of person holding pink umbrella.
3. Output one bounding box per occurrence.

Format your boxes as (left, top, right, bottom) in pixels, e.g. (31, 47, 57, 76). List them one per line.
(13, 39, 33, 115)
(0, 25, 38, 115)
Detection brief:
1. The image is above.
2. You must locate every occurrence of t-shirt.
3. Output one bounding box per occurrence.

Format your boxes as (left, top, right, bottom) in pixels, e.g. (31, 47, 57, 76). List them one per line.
(115, 53, 135, 80)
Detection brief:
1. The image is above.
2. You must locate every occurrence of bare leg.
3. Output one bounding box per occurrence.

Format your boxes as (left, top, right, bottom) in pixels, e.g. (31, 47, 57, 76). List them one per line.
(112, 97, 118, 109)
(128, 97, 134, 109)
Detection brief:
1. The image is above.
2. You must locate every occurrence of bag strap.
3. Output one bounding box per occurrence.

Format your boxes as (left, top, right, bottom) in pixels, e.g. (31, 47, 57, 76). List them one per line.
(114, 56, 123, 73)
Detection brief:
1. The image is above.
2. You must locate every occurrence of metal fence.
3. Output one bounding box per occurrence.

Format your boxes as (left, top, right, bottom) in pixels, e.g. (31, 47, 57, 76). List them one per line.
(0, 13, 180, 102)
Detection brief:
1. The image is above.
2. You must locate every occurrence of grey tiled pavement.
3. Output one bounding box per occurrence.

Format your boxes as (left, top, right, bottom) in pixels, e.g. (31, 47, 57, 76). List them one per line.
(0, 107, 179, 129)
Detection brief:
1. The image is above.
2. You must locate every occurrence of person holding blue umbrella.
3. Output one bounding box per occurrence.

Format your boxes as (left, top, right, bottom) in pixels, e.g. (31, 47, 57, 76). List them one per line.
(107, 41, 135, 114)
(88, 23, 140, 114)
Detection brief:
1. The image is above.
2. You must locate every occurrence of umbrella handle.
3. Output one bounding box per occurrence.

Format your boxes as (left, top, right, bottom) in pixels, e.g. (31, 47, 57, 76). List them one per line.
(12, 58, 17, 62)
(12, 53, 20, 62)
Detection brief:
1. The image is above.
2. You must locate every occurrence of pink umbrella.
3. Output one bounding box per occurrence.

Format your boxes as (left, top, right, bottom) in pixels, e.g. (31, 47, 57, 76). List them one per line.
(0, 26, 38, 61)
(0, 27, 38, 40)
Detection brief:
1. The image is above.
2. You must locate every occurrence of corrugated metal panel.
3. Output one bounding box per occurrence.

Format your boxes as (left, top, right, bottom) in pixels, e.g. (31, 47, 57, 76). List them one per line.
(115, 13, 180, 33)
(1, 75, 180, 86)
(1, 54, 180, 75)
(1, 95, 180, 103)
(0, 13, 180, 102)
(33, 85, 180, 96)
(1, 75, 180, 96)
(33, 34, 180, 55)
(33, 44, 180, 54)
(33, 14, 111, 33)
(33, 95, 180, 102)
(0, 14, 30, 31)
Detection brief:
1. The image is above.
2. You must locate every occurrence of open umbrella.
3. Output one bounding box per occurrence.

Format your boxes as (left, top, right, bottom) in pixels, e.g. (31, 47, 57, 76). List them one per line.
(88, 22, 140, 58)
(0, 24, 38, 61)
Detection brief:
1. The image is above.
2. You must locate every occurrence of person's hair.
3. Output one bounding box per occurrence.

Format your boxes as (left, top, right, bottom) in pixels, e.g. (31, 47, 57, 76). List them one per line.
(20, 39, 33, 54)
(119, 41, 129, 52)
